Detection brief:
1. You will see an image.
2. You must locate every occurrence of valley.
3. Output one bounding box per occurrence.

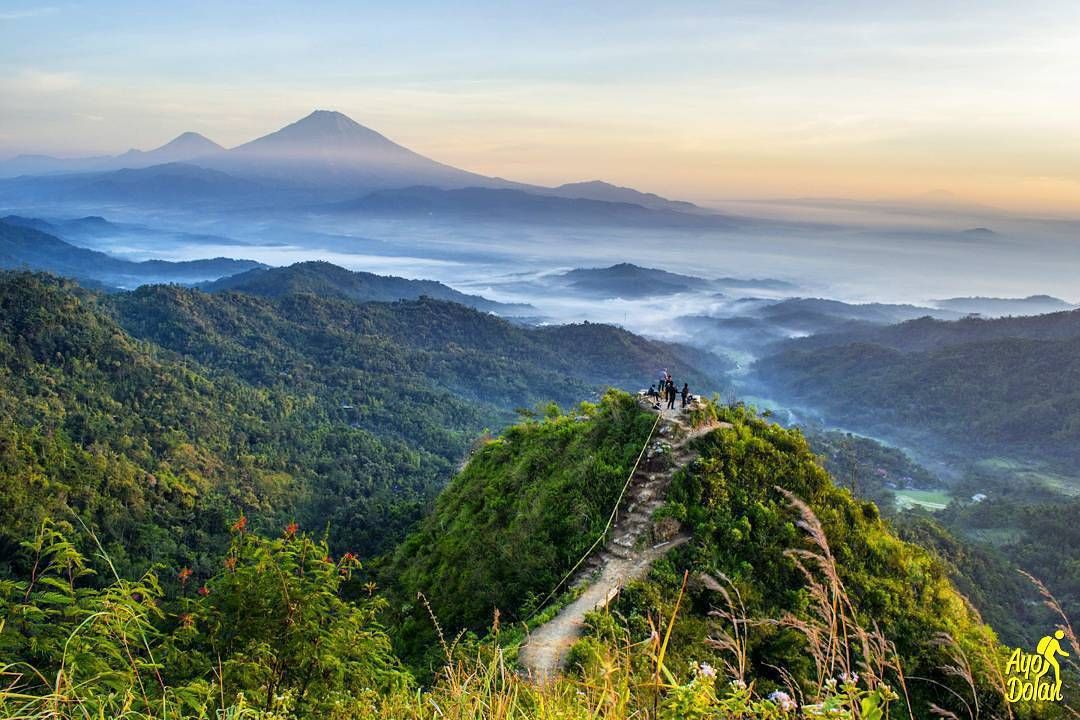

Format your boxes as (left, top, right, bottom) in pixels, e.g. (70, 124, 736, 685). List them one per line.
(1, 109, 1078, 720)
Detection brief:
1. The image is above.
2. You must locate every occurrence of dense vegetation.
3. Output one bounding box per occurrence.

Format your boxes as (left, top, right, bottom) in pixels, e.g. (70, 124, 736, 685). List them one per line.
(0, 273, 448, 580)
(388, 391, 656, 669)
(806, 428, 942, 509)
(0, 271, 717, 579)
(753, 308, 1080, 653)
(802, 430, 1065, 647)
(893, 513, 1055, 648)
(385, 394, 1057, 715)
(936, 494, 1080, 632)
(0, 520, 959, 720)
(747, 307, 1080, 667)
(110, 281, 718, 424)
(1, 377, 1071, 717)
(1, 268, 1073, 718)
(756, 327, 1080, 465)
(203, 260, 533, 314)
(1, 523, 409, 718)
(601, 404, 1016, 713)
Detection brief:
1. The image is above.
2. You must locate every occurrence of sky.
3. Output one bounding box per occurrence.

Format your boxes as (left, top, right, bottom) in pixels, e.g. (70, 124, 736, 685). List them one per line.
(2, 1, 1079, 213)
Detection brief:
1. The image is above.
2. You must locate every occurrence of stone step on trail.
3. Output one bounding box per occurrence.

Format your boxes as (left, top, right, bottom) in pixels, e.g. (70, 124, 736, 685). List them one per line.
(518, 400, 731, 683)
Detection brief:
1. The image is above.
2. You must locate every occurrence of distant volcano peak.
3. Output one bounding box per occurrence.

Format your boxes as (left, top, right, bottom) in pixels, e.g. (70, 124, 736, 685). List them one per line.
(237, 109, 399, 152)
(156, 131, 222, 152)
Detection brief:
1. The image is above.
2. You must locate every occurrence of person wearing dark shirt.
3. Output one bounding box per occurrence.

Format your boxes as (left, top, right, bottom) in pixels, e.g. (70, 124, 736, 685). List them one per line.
(647, 385, 660, 405)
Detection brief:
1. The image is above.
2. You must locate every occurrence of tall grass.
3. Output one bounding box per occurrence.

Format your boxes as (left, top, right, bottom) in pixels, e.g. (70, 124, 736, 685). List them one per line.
(2, 493, 1054, 720)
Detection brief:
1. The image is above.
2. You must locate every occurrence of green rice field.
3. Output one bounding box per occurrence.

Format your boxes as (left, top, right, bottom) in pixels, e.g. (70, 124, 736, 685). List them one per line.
(894, 488, 953, 511)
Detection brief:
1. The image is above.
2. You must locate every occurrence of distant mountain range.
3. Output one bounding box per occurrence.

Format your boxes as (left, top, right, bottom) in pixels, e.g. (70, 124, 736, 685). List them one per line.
(1, 212, 252, 250)
(753, 306, 1080, 463)
(540, 180, 706, 214)
(677, 297, 963, 354)
(0, 132, 224, 177)
(552, 262, 796, 299)
(932, 295, 1074, 317)
(0, 110, 735, 226)
(0, 163, 270, 208)
(770, 306, 1080, 354)
(0, 218, 261, 289)
(205, 261, 535, 316)
(1, 214, 115, 237)
(0, 216, 540, 314)
(327, 186, 734, 228)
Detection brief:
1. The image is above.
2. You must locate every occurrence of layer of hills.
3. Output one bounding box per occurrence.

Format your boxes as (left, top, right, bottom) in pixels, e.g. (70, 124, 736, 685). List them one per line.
(0, 352, 1027, 716)
(0, 111, 750, 228)
(749, 305, 1080, 645)
(676, 292, 1074, 357)
(0, 268, 722, 568)
(0, 216, 262, 288)
(678, 296, 962, 354)
(1, 212, 248, 249)
(325, 186, 735, 228)
(203, 261, 535, 316)
(752, 307, 1080, 464)
(0, 216, 537, 315)
(0, 265, 1070, 717)
(933, 294, 1075, 317)
(543, 262, 796, 299)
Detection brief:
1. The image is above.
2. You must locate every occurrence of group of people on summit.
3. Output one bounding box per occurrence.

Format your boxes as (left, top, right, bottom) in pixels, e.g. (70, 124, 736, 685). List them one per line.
(647, 369, 690, 410)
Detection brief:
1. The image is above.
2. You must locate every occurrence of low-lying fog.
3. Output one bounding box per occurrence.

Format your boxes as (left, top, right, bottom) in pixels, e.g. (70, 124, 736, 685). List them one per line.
(13, 198, 1080, 352)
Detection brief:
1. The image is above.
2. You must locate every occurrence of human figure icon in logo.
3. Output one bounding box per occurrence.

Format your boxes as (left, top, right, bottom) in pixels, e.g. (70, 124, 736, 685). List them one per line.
(1035, 629, 1070, 692)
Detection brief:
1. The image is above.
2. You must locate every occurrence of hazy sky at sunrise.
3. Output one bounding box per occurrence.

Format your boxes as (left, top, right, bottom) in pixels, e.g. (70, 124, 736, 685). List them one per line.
(2, 1, 1079, 211)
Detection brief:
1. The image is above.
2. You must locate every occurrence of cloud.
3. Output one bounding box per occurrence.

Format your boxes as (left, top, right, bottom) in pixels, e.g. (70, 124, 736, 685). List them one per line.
(0, 6, 58, 21)
(2, 69, 80, 93)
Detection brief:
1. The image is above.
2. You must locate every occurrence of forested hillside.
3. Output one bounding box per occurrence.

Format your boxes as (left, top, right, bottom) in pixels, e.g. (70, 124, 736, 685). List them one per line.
(756, 329, 1080, 464)
(782, 308, 1080, 353)
(753, 309, 1080, 661)
(110, 281, 719, 419)
(389, 391, 657, 669)
(0, 271, 1070, 719)
(390, 395, 1020, 713)
(0, 273, 456, 577)
(203, 260, 534, 315)
(615, 403, 1017, 713)
(0, 271, 721, 577)
(4, 389, 1061, 719)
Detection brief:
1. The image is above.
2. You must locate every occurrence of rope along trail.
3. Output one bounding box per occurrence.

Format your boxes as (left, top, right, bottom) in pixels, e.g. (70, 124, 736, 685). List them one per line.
(523, 411, 661, 624)
(517, 402, 729, 683)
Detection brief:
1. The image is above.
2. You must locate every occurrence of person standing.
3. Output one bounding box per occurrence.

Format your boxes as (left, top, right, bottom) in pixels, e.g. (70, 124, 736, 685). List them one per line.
(681, 383, 690, 408)
(666, 378, 676, 409)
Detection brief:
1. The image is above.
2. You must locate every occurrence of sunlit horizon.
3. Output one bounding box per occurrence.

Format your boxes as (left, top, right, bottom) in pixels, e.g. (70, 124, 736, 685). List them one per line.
(3, 1, 1079, 214)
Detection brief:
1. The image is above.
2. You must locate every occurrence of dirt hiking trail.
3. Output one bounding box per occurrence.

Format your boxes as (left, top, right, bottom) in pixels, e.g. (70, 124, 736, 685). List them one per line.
(518, 400, 729, 683)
